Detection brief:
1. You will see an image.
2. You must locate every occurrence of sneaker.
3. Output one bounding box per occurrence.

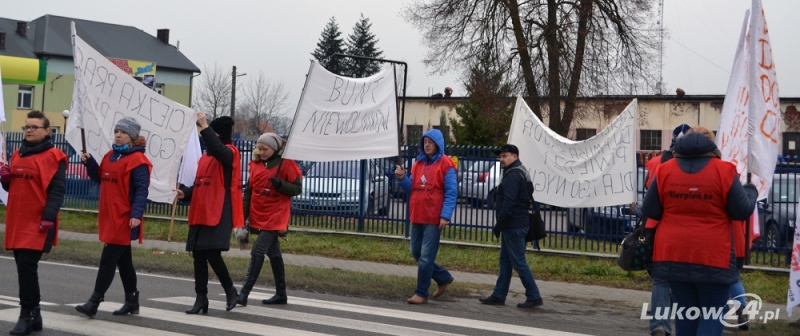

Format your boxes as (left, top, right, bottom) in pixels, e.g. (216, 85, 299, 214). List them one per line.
(517, 298, 543, 309)
(651, 327, 666, 336)
(479, 295, 505, 306)
(407, 295, 428, 304)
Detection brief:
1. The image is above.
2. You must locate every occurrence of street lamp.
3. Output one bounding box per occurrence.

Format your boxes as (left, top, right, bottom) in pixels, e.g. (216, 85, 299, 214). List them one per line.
(62, 110, 70, 134)
(230, 66, 247, 121)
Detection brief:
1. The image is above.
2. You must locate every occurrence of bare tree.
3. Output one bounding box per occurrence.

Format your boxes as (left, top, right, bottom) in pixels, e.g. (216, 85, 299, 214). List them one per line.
(193, 63, 231, 119)
(404, 0, 660, 136)
(270, 116, 293, 136)
(240, 72, 290, 137)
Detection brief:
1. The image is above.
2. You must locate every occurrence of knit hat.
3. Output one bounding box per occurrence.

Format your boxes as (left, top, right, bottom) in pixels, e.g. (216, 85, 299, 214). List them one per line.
(114, 117, 141, 139)
(670, 124, 691, 148)
(257, 132, 283, 151)
(209, 116, 234, 139)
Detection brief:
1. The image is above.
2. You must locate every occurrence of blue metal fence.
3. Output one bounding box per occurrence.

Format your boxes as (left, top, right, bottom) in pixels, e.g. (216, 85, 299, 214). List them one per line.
(5, 132, 796, 267)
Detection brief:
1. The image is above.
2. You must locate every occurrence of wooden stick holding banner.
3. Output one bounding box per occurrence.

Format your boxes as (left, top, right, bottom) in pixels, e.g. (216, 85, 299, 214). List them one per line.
(80, 128, 86, 153)
(745, 172, 752, 265)
(167, 182, 180, 242)
(392, 64, 402, 165)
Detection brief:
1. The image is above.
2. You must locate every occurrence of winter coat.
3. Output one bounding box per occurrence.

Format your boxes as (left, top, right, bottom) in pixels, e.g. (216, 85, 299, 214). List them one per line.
(494, 160, 532, 232)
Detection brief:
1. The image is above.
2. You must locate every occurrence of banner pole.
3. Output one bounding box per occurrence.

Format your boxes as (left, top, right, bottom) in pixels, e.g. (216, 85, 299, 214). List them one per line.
(168, 182, 180, 242)
(80, 128, 87, 153)
(745, 172, 752, 265)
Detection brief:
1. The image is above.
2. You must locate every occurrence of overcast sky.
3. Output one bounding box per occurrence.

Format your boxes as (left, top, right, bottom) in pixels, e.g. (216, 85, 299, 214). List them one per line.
(5, 0, 799, 116)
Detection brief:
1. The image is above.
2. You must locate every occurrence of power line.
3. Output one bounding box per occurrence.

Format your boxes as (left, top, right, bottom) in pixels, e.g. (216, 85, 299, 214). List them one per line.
(668, 37, 731, 74)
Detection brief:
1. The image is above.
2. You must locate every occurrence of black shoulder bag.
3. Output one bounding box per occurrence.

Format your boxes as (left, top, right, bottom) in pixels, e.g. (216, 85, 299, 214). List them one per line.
(522, 177, 546, 244)
(618, 217, 655, 271)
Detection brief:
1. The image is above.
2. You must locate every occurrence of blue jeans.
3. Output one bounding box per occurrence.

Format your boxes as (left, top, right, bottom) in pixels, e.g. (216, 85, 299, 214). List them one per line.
(410, 224, 452, 298)
(650, 277, 672, 334)
(491, 227, 542, 301)
(730, 270, 746, 306)
(669, 281, 730, 336)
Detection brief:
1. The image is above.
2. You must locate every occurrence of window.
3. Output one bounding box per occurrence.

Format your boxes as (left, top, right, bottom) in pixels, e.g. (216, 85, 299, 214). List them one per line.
(575, 128, 597, 141)
(406, 125, 422, 145)
(51, 127, 60, 134)
(155, 84, 164, 95)
(640, 130, 662, 150)
(18, 85, 33, 109)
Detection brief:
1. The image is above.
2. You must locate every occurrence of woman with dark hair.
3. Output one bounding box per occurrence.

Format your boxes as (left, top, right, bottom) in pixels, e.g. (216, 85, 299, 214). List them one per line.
(641, 126, 758, 335)
(177, 112, 244, 314)
(75, 117, 152, 318)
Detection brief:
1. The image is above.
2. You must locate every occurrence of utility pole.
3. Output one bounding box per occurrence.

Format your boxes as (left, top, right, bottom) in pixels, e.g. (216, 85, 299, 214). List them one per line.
(230, 66, 247, 123)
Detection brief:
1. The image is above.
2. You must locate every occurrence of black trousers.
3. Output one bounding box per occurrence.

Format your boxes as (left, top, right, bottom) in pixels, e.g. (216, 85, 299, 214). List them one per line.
(13, 249, 43, 310)
(251, 230, 281, 259)
(94, 244, 137, 295)
(192, 250, 233, 294)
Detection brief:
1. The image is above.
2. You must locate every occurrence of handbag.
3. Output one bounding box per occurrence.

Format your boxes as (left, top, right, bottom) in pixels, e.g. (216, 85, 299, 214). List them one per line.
(523, 180, 546, 244)
(618, 218, 655, 271)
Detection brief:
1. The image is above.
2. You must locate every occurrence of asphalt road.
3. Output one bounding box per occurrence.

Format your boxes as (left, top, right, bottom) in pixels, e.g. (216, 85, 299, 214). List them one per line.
(0, 256, 650, 336)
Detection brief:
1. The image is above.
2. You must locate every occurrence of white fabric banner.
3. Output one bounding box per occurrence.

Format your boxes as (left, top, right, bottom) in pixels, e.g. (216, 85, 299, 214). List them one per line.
(507, 97, 638, 207)
(178, 127, 201, 187)
(788, 225, 800, 316)
(66, 23, 197, 203)
(0, 62, 7, 205)
(282, 61, 399, 162)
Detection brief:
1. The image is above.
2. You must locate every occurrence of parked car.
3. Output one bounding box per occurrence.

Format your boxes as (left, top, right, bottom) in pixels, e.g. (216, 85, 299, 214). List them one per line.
(756, 173, 798, 248)
(566, 167, 647, 236)
(292, 160, 390, 215)
(459, 160, 501, 208)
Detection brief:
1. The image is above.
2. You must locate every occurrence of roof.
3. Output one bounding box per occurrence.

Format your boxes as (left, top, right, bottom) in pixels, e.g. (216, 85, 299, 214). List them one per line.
(1, 15, 200, 73)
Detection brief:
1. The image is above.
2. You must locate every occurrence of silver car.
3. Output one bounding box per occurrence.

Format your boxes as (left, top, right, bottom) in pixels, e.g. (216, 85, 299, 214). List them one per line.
(458, 160, 501, 208)
(292, 160, 390, 215)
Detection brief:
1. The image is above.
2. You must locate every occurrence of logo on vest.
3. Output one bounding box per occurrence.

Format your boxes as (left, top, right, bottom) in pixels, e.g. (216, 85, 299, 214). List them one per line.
(668, 190, 713, 200)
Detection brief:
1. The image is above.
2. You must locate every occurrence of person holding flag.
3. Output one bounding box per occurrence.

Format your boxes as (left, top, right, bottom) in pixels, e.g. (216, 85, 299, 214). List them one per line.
(177, 113, 243, 314)
(75, 117, 152, 318)
(235, 132, 303, 306)
(1, 111, 67, 335)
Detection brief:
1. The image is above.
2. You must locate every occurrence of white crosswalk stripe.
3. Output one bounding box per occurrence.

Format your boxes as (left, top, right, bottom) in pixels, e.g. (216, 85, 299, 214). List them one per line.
(0, 308, 190, 336)
(0, 295, 58, 306)
(154, 296, 464, 336)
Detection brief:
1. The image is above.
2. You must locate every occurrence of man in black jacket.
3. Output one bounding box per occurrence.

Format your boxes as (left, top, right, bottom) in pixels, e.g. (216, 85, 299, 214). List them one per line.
(479, 144, 543, 309)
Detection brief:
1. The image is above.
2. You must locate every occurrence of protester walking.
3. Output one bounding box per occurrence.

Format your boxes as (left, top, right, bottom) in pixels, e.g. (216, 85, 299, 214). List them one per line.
(75, 117, 152, 318)
(177, 113, 244, 314)
(479, 144, 543, 309)
(395, 129, 457, 304)
(236, 132, 302, 306)
(641, 126, 758, 336)
(1, 111, 67, 335)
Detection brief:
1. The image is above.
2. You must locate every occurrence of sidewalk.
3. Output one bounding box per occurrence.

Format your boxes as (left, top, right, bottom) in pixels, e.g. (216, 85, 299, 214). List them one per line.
(0, 224, 792, 321)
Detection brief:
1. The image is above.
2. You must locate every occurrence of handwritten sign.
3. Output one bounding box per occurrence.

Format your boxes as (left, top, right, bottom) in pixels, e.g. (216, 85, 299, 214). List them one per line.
(507, 97, 638, 207)
(282, 61, 399, 162)
(65, 22, 197, 203)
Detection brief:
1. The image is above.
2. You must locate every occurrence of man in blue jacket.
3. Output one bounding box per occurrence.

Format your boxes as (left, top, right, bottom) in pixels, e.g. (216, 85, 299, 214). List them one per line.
(480, 144, 543, 309)
(395, 129, 457, 304)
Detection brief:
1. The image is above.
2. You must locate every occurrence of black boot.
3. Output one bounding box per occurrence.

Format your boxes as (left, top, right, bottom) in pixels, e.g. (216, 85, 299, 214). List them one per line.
(262, 256, 287, 305)
(75, 292, 104, 318)
(224, 286, 238, 311)
(31, 306, 42, 332)
(237, 257, 265, 306)
(9, 308, 32, 336)
(112, 291, 140, 315)
(185, 293, 208, 314)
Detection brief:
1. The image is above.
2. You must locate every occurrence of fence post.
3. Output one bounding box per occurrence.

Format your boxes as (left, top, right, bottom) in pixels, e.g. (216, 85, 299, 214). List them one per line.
(357, 159, 367, 232)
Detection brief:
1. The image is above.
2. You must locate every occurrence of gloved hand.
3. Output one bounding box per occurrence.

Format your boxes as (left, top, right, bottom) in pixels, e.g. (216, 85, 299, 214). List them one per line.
(492, 226, 500, 238)
(39, 220, 54, 233)
(269, 177, 282, 189)
(0, 165, 11, 184)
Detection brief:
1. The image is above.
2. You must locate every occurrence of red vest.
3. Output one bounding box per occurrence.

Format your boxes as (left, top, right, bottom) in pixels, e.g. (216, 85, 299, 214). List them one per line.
(409, 155, 455, 224)
(645, 155, 662, 187)
(98, 151, 152, 245)
(653, 158, 737, 269)
(4, 148, 67, 251)
(248, 159, 302, 231)
(188, 144, 244, 228)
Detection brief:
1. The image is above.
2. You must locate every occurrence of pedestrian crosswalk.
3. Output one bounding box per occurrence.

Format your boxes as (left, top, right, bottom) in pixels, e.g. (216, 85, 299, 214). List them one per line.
(0, 293, 591, 336)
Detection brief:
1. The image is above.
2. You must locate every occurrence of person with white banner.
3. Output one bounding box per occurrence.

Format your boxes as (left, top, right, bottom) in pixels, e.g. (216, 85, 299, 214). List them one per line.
(641, 127, 758, 335)
(394, 129, 457, 304)
(235, 132, 303, 307)
(74, 117, 152, 319)
(1, 111, 68, 336)
(176, 113, 244, 314)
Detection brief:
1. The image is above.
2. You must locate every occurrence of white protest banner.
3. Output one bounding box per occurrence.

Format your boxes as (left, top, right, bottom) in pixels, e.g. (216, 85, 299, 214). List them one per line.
(507, 97, 637, 208)
(178, 127, 201, 187)
(788, 225, 800, 316)
(282, 61, 398, 162)
(66, 22, 197, 203)
(0, 62, 7, 205)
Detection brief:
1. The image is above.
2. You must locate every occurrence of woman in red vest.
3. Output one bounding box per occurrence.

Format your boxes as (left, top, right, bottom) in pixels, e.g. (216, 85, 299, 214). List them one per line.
(641, 126, 758, 335)
(177, 112, 244, 314)
(75, 117, 152, 318)
(235, 132, 302, 306)
(0, 111, 67, 336)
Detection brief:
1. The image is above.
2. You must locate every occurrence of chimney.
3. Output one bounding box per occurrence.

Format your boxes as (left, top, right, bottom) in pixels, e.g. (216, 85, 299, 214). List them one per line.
(0, 32, 5, 51)
(16, 22, 26, 38)
(156, 29, 169, 44)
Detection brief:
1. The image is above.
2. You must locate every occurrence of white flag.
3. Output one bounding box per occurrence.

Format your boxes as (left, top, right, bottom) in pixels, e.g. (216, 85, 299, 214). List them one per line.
(282, 61, 399, 162)
(0, 61, 7, 205)
(66, 22, 197, 203)
(177, 127, 201, 187)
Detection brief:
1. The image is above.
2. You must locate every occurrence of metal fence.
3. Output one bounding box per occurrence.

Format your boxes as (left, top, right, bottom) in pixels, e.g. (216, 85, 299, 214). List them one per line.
(5, 132, 797, 267)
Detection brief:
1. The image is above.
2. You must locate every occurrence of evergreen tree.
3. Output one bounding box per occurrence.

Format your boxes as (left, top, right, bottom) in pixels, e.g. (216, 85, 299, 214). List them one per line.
(345, 14, 384, 78)
(311, 17, 346, 74)
(438, 110, 452, 146)
(450, 55, 513, 146)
